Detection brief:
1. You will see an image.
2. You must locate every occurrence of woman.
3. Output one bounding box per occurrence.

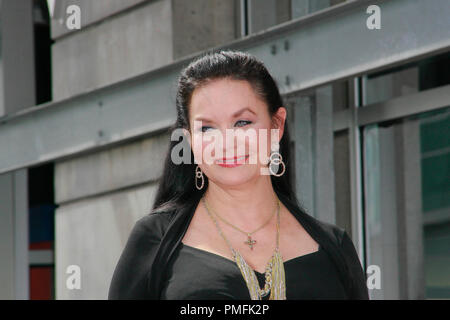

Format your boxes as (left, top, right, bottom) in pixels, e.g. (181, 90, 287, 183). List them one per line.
(108, 50, 369, 300)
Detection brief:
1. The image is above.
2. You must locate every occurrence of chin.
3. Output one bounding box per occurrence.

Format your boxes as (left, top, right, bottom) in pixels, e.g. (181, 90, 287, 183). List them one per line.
(212, 167, 260, 186)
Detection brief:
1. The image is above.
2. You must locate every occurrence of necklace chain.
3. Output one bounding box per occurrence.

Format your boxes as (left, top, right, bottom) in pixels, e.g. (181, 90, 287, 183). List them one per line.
(205, 199, 278, 236)
(202, 196, 281, 298)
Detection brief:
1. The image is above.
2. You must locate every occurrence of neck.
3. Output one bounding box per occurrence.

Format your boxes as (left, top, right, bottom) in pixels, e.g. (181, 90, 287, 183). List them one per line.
(203, 174, 279, 229)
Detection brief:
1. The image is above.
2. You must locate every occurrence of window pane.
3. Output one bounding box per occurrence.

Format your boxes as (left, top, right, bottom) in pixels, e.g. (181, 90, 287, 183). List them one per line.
(363, 52, 450, 106)
(363, 106, 450, 299)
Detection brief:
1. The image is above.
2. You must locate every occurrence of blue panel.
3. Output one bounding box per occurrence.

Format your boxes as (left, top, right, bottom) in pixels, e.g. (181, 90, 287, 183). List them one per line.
(29, 204, 56, 243)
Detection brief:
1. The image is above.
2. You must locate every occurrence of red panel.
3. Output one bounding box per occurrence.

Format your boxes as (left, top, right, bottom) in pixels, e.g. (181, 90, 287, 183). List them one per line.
(30, 267, 53, 300)
(29, 241, 53, 250)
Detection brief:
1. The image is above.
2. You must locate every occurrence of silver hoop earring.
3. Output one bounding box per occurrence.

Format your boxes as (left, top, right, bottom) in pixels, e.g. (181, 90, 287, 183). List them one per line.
(268, 151, 285, 177)
(195, 165, 205, 190)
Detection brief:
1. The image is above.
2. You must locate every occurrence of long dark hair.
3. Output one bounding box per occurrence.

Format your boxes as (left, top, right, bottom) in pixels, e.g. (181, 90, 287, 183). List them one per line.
(151, 49, 300, 214)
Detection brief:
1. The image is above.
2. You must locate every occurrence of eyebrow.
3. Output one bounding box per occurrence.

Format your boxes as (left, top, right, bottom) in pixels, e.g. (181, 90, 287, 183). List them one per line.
(194, 107, 256, 122)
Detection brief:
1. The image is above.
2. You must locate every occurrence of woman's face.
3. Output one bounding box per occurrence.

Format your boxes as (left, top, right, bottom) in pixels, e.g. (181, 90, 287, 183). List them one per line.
(186, 78, 286, 187)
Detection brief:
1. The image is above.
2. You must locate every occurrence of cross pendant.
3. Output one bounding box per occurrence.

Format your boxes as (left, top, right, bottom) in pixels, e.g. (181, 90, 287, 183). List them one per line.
(245, 235, 256, 250)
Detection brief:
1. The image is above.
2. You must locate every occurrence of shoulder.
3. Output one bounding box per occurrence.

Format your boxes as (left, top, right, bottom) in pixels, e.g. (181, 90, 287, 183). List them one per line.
(132, 211, 174, 242)
(306, 214, 359, 257)
(307, 215, 369, 299)
(108, 211, 175, 299)
(295, 208, 347, 247)
(295, 209, 360, 263)
(280, 194, 368, 298)
(314, 217, 346, 245)
(279, 193, 346, 247)
(309, 216, 369, 299)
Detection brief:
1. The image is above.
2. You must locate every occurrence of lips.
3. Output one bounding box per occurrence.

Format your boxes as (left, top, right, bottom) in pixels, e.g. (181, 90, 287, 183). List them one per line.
(216, 155, 249, 167)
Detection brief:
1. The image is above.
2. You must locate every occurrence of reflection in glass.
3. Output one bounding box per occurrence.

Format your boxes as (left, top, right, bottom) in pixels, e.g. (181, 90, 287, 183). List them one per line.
(363, 106, 450, 299)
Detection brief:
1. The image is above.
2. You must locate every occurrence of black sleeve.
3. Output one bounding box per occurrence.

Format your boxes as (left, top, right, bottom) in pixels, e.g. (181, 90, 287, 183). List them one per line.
(340, 231, 370, 300)
(108, 215, 164, 299)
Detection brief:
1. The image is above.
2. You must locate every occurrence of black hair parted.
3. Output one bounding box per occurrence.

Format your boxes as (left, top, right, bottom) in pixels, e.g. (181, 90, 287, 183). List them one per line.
(151, 49, 301, 214)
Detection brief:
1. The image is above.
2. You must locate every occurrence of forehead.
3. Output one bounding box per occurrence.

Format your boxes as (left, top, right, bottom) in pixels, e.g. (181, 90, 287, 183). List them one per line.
(189, 78, 266, 119)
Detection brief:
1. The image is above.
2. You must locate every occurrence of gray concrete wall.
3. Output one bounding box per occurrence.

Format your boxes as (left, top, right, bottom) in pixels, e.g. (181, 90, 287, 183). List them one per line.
(55, 133, 168, 203)
(171, 0, 238, 59)
(291, 0, 345, 19)
(51, 0, 173, 100)
(55, 182, 159, 299)
(51, 0, 241, 100)
(248, 0, 291, 34)
(54, 132, 169, 299)
(50, 0, 151, 39)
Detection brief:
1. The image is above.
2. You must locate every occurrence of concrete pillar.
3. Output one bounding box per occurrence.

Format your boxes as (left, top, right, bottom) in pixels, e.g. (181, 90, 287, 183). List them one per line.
(364, 125, 401, 299)
(334, 129, 352, 233)
(0, 174, 15, 299)
(0, 0, 36, 117)
(395, 119, 425, 299)
(293, 96, 315, 216)
(314, 85, 336, 224)
(0, 170, 29, 299)
(289, 86, 337, 226)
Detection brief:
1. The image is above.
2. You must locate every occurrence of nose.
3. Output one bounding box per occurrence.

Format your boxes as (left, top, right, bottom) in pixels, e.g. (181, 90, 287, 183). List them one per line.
(220, 131, 249, 158)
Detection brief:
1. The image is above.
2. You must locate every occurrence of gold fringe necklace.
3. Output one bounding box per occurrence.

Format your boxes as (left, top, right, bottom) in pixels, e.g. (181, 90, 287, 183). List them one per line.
(202, 196, 286, 300)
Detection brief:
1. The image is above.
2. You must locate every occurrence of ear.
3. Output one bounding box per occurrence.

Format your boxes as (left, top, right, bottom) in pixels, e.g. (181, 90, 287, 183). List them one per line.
(272, 107, 287, 141)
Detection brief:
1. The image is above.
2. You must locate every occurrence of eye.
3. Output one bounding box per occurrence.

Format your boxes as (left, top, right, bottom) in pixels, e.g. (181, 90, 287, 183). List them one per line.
(235, 120, 252, 127)
(201, 120, 251, 132)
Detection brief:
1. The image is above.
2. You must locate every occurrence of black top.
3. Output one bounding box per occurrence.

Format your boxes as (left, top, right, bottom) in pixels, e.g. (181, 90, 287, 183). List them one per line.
(160, 242, 347, 300)
(108, 192, 369, 300)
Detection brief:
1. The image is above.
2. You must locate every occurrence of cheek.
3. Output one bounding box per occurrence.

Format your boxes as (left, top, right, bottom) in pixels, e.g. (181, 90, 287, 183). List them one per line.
(234, 125, 272, 164)
(191, 132, 217, 163)
(191, 133, 204, 160)
(255, 124, 273, 164)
